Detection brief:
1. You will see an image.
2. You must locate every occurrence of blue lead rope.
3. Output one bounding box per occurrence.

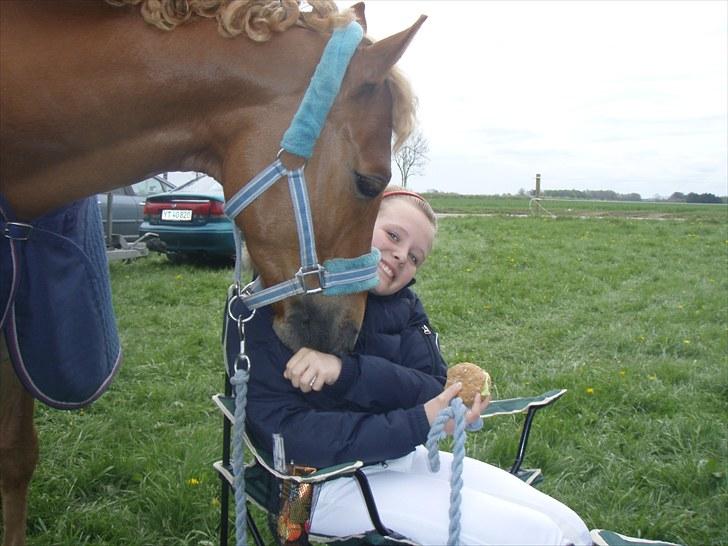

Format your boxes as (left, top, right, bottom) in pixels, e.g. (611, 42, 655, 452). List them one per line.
(231, 367, 250, 546)
(426, 398, 483, 546)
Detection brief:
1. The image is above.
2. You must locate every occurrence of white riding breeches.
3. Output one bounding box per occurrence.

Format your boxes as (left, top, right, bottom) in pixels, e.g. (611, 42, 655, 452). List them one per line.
(310, 446, 592, 546)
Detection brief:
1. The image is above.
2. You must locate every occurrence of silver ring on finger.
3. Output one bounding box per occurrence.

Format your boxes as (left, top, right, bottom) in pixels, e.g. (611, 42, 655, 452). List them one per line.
(309, 375, 317, 388)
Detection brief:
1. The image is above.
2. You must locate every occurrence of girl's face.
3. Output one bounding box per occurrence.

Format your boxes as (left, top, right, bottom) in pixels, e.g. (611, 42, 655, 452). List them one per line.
(370, 199, 435, 296)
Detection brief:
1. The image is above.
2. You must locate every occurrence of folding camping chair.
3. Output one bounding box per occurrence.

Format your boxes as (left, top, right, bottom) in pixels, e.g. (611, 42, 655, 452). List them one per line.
(212, 374, 568, 546)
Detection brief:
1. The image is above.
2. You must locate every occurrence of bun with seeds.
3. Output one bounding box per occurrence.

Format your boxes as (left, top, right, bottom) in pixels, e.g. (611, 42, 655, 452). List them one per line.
(445, 362, 492, 406)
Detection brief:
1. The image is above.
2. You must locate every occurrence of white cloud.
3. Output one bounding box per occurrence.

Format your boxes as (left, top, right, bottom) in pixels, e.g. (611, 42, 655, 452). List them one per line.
(342, 0, 728, 197)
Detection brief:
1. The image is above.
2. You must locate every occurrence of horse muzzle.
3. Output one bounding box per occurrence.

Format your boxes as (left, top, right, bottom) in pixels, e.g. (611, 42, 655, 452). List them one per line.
(273, 293, 365, 354)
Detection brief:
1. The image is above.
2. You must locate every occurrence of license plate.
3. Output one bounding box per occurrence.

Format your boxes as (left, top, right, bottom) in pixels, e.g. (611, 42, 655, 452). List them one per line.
(161, 209, 193, 221)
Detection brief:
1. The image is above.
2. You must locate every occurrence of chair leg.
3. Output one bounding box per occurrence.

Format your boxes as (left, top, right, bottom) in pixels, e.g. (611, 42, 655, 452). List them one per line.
(219, 473, 230, 546)
(509, 407, 538, 475)
(220, 375, 232, 546)
(246, 505, 267, 546)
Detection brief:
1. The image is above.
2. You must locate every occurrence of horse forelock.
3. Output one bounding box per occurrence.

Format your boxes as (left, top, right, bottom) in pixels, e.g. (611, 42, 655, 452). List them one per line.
(106, 0, 354, 41)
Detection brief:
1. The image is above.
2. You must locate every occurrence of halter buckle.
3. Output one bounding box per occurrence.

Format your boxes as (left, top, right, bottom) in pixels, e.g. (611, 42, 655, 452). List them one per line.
(295, 264, 326, 295)
(2, 221, 33, 241)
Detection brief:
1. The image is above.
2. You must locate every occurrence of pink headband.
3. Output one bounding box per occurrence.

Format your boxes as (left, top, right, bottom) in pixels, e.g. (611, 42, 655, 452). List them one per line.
(382, 190, 426, 202)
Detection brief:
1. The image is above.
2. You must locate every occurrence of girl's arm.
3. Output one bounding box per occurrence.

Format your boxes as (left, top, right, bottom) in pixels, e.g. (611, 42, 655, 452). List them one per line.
(322, 292, 448, 411)
(284, 311, 448, 413)
(247, 380, 482, 468)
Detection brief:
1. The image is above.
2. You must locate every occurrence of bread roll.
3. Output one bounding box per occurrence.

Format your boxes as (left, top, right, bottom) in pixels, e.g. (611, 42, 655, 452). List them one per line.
(445, 362, 492, 406)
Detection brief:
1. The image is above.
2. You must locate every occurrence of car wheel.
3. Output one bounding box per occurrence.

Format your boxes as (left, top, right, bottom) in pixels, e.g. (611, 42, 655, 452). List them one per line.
(166, 252, 191, 264)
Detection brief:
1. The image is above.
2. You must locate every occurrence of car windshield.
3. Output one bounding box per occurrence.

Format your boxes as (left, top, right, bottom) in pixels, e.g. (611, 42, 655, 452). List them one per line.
(175, 177, 223, 195)
(132, 177, 173, 196)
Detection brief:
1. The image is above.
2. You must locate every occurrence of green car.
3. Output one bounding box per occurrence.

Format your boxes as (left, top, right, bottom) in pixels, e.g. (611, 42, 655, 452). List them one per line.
(139, 177, 237, 262)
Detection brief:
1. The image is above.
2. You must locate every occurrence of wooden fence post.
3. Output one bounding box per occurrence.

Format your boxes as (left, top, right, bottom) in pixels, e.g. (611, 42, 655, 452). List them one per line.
(533, 174, 542, 216)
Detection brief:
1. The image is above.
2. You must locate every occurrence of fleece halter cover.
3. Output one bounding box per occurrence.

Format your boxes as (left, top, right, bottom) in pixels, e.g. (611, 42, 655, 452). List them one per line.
(0, 195, 122, 409)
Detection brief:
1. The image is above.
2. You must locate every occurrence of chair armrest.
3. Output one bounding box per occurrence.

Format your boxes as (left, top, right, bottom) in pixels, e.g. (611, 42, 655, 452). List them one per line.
(478, 389, 568, 479)
(212, 394, 363, 484)
(482, 389, 567, 418)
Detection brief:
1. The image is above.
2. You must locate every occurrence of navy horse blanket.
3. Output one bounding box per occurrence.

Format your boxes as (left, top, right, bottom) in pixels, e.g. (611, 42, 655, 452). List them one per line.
(1, 194, 122, 409)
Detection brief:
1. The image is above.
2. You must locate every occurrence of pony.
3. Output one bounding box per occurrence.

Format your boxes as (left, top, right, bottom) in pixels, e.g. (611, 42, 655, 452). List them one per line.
(0, 1, 424, 543)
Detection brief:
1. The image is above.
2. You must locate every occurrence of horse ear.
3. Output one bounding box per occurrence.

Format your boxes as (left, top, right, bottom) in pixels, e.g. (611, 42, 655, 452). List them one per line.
(348, 15, 427, 88)
(350, 2, 367, 34)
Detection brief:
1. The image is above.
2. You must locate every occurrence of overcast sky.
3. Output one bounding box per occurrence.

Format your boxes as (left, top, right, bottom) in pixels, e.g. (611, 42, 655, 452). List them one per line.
(341, 0, 727, 198)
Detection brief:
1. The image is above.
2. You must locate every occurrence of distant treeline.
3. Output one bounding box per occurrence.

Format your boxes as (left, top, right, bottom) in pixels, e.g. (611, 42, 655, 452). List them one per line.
(531, 189, 642, 201)
(662, 192, 725, 204)
(522, 189, 725, 203)
(425, 189, 727, 203)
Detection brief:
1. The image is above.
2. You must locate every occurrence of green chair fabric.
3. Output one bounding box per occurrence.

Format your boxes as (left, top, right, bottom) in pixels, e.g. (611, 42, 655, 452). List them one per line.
(590, 529, 683, 546)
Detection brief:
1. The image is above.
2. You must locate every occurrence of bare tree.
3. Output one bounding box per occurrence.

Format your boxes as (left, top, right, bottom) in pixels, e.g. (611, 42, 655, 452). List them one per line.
(394, 129, 429, 188)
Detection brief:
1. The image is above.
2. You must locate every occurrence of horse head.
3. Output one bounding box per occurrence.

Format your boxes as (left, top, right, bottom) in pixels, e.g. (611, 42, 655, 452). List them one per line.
(0, 0, 424, 355)
(222, 8, 425, 353)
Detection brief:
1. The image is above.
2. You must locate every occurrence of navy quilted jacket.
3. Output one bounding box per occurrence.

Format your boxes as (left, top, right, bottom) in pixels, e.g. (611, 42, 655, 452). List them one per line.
(240, 286, 448, 468)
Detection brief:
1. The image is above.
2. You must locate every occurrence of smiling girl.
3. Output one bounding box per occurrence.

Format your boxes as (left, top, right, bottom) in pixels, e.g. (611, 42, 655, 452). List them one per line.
(238, 187, 591, 545)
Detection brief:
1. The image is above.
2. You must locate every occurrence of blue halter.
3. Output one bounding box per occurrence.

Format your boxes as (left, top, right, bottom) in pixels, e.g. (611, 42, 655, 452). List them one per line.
(224, 21, 380, 309)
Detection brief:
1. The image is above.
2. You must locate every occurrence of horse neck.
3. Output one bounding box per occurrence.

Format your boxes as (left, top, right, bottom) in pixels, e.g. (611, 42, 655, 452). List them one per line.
(1, 1, 325, 218)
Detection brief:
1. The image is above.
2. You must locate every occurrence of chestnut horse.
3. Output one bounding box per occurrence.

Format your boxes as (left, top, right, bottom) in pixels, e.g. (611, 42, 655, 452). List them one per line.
(0, 1, 424, 544)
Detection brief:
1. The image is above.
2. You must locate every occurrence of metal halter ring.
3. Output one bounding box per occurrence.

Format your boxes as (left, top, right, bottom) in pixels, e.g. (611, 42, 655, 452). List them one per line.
(234, 353, 251, 374)
(227, 282, 257, 323)
(276, 148, 307, 170)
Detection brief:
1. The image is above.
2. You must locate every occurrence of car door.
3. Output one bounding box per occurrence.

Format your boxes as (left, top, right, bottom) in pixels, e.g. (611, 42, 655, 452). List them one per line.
(98, 187, 141, 239)
(98, 177, 174, 239)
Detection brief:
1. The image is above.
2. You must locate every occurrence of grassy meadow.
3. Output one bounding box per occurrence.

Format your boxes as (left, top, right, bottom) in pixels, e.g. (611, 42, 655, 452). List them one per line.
(425, 193, 728, 221)
(19, 197, 728, 545)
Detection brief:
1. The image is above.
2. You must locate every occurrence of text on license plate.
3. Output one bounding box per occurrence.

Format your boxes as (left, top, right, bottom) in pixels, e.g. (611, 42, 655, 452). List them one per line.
(161, 209, 193, 221)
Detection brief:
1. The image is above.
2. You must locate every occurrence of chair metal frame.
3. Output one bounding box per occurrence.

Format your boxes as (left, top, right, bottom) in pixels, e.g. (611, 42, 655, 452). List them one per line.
(213, 374, 567, 546)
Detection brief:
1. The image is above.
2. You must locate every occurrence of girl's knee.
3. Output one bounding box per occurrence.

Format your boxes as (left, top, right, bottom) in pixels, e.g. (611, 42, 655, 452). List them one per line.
(462, 498, 567, 546)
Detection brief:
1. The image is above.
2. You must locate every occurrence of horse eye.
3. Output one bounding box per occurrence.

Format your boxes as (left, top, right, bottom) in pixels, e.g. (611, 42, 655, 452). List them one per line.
(354, 172, 388, 198)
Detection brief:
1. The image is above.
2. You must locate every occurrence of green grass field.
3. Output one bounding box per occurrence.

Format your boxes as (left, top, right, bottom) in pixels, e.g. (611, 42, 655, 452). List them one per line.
(22, 197, 728, 545)
(425, 193, 727, 221)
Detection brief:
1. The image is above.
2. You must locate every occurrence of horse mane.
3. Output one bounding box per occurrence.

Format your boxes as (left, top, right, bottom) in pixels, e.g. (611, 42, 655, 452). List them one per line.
(107, 0, 416, 148)
(106, 0, 353, 40)
(388, 67, 416, 151)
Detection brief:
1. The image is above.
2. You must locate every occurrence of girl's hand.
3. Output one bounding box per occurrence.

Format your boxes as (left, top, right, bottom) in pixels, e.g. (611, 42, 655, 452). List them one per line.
(424, 383, 490, 434)
(284, 347, 342, 393)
